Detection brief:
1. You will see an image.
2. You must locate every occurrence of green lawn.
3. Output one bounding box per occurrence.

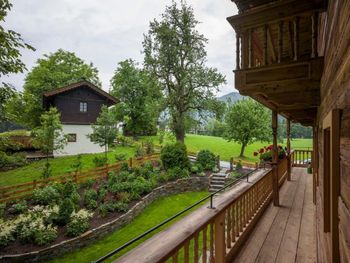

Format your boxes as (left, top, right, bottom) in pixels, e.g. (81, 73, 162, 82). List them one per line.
(145, 134, 312, 162)
(49, 191, 209, 263)
(0, 146, 135, 187)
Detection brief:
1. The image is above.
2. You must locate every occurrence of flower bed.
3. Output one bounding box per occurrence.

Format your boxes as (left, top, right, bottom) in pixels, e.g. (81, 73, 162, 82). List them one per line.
(0, 157, 210, 260)
(253, 144, 286, 164)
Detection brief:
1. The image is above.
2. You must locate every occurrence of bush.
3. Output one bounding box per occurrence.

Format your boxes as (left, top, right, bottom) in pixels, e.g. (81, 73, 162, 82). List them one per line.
(196, 150, 216, 171)
(66, 209, 93, 237)
(0, 152, 27, 169)
(115, 153, 127, 162)
(135, 144, 145, 157)
(167, 167, 189, 181)
(84, 189, 98, 210)
(120, 162, 129, 172)
(235, 160, 242, 171)
(0, 204, 5, 218)
(81, 179, 95, 189)
(8, 200, 27, 215)
(160, 142, 190, 170)
(144, 139, 154, 154)
(0, 220, 15, 246)
(115, 192, 130, 203)
(62, 181, 78, 198)
(56, 198, 75, 225)
(70, 154, 83, 174)
(93, 156, 108, 167)
(32, 186, 60, 205)
(98, 187, 108, 202)
(191, 164, 203, 174)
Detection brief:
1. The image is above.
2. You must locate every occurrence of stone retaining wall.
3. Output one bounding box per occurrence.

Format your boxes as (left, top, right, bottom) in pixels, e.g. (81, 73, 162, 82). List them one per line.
(0, 176, 209, 263)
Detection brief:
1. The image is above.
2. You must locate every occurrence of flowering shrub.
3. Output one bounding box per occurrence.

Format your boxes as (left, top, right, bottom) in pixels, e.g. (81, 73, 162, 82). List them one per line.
(253, 145, 286, 162)
(0, 219, 15, 246)
(32, 186, 60, 205)
(66, 209, 93, 237)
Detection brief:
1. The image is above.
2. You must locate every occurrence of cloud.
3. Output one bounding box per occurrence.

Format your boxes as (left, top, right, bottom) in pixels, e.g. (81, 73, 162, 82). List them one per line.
(1, 0, 238, 96)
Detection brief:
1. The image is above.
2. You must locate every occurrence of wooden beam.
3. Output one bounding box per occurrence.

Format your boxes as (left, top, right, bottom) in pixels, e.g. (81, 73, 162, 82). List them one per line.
(278, 21, 283, 63)
(293, 17, 300, 61)
(311, 12, 319, 58)
(248, 28, 253, 68)
(272, 110, 279, 206)
(263, 24, 268, 65)
(236, 33, 241, 70)
(286, 119, 291, 181)
(267, 26, 277, 63)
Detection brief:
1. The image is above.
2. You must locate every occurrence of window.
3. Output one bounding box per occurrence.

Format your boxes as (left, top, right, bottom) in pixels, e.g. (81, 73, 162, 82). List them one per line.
(80, 102, 88, 112)
(67, 133, 77, 142)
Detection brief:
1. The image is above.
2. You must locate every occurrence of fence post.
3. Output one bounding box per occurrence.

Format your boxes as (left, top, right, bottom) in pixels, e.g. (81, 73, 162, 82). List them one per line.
(129, 157, 133, 168)
(216, 155, 220, 170)
(214, 211, 226, 263)
(230, 157, 233, 171)
(33, 180, 37, 190)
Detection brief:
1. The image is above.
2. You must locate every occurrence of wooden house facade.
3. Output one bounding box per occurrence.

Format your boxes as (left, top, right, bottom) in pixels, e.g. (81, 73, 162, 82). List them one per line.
(43, 81, 117, 156)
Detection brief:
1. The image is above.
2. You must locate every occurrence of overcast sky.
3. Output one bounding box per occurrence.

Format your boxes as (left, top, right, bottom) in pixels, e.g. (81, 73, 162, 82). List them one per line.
(2, 0, 238, 96)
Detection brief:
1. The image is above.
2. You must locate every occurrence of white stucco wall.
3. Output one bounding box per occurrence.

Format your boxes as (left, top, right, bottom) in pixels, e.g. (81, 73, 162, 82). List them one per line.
(54, 124, 104, 156)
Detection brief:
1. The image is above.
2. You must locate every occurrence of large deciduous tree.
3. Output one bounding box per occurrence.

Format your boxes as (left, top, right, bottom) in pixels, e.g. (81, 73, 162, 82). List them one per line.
(143, 1, 226, 143)
(6, 49, 101, 128)
(110, 59, 162, 137)
(224, 99, 271, 157)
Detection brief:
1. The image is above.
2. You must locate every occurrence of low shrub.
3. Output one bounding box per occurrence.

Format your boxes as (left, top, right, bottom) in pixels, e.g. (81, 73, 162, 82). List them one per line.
(93, 156, 108, 167)
(235, 160, 242, 171)
(120, 162, 129, 172)
(8, 200, 27, 215)
(167, 167, 189, 181)
(56, 198, 75, 225)
(66, 209, 93, 237)
(191, 164, 203, 174)
(32, 186, 60, 205)
(81, 179, 95, 189)
(135, 144, 145, 157)
(115, 192, 131, 203)
(160, 142, 190, 170)
(196, 150, 216, 171)
(84, 189, 98, 210)
(98, 187, 108, 202)
(0, 151, 27, 169)
(0, 219, 15, 246)
(0, 204, 5, 218)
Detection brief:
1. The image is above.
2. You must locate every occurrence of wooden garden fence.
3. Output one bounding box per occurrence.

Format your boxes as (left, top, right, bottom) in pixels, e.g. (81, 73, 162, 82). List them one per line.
(0, 153, 160, 204)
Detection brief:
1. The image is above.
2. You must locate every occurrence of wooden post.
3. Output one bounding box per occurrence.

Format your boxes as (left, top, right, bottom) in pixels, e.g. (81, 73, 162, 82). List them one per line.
(311, 12, 318, 58)
(248, 28, 253, 68)
(214, 211, 226, 263)
(230, 157, 233, 171)
(129, 157, 133, 168)
(278, 21, 283, 63)
(286, 119, 291, 181)
(293, 17, 299, 61)
(217, 155, 220, 170)
(236, 33, 240, 70)
(272, 110, 279, 206)
(263, 24, 268, 65)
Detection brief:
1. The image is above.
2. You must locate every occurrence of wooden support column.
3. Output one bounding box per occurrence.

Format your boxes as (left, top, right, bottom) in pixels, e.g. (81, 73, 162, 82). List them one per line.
(272, 111, 279, 206)
(236, 33, 240, 70)
(263, 24, 268, 65)
(312, 126, 317, 204)
(315, 126, 319, 186)
(278, 21, 283, 63)
(311, 12, 318, 58)
(286, 119, 291, 181)
(293, 17, 299, 61)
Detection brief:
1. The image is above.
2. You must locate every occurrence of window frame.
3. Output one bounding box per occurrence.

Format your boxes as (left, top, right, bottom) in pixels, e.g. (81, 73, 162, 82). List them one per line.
(79, 101, 88, 113)
(67, 133, 77, 142)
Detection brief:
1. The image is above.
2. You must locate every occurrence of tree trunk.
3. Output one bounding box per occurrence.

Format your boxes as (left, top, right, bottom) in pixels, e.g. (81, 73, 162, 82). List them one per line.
(173, 113, 185, 143)
(239, 143, 246, 157)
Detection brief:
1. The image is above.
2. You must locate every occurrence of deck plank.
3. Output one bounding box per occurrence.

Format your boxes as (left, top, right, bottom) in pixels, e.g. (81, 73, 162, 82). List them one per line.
(275, 169, 307, 263)
(296, 173, 316, 262)
(232, 168, 315, 263)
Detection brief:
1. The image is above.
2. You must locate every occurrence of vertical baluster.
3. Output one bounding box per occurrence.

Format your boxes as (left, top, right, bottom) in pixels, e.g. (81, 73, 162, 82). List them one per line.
(231, 204, 236, 242)
(194, 232, 199, 263)
(248, 28, 253, 68)
(202, 227, 207, 263)
(172, 251, 179, 263)
(263, 24, 268, 65)
(210, 223, 214, 262)
(236, 33, 240, 70)
(311, 12, 318, 58)
(293, 16, 299, 61)
(278, 21, 283, 63)
(184, 240, 189, 263)
(226, 208, 231, 248)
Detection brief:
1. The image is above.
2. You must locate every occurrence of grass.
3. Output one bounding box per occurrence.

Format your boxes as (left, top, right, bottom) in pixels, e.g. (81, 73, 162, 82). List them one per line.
(0, 146, 135, 187)
(144, 134, 312, 162)
(49, 191, 209, 263)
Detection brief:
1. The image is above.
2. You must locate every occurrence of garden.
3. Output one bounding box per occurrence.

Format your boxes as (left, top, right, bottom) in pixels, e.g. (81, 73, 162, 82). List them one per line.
(0, 142, 218, 258)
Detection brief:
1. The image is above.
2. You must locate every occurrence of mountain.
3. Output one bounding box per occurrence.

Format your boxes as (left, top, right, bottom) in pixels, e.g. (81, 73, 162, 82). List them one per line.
(217, 92, 243, 104)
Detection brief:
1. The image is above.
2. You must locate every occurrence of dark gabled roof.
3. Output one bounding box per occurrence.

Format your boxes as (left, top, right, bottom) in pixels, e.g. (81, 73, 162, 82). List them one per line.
(43, 80, 118, 104)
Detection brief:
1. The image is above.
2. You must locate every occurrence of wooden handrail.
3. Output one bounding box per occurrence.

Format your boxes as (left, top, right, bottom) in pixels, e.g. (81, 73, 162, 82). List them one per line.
(291, 149, 312, 168)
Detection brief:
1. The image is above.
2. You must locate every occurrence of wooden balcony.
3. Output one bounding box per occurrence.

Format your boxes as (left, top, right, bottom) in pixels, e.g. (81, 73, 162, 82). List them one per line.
(114, 153, 315, 263)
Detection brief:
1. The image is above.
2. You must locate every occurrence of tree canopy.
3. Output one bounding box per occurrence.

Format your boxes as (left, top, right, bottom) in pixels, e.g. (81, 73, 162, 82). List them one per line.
(110, 59, 162, 137)
(6, 49, 101, 128)
(143, 1, 226, 142)
(224, 99, 271, 157)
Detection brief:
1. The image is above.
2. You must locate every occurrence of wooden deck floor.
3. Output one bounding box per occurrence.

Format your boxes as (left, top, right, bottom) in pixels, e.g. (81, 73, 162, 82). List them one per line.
(234, 167, 316, 263)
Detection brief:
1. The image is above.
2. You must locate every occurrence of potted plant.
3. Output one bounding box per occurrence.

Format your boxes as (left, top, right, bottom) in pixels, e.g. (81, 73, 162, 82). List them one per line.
(254, 145, 286, 166)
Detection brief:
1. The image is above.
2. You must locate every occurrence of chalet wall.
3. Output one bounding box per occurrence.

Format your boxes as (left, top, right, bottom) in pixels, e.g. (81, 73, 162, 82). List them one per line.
(316, 0, 350, 262)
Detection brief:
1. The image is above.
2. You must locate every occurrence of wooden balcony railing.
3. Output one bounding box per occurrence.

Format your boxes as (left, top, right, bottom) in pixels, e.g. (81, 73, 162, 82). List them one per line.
(291, 149, 312, 167)
(116, 157, 290, 263)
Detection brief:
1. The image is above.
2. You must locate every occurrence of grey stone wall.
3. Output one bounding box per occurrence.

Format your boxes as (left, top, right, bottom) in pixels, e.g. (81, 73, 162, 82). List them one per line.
(0, 176, 209, 263)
